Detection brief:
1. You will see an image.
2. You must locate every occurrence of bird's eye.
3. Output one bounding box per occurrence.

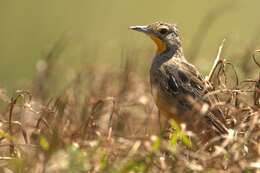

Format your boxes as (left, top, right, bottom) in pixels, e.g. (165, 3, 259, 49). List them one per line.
(158, 28, 168, 35)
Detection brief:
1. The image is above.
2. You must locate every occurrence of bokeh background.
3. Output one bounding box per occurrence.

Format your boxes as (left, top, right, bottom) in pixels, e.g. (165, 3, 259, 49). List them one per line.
(1, 0, 260, 93)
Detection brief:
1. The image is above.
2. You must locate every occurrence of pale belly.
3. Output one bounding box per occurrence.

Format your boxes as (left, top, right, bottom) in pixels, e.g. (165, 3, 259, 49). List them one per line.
(152, 85, 194, 123)
(151, 84, 183, 123)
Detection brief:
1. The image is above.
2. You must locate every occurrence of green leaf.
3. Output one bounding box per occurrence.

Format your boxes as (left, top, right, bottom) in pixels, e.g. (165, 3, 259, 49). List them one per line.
(169, 119, 192, 150)
(39, 135, 49, 151)
(151, 136, 161, 151)
(0, 129, 14, 141)
(170, 119, 181, 132)
(180, 133, 192, 148)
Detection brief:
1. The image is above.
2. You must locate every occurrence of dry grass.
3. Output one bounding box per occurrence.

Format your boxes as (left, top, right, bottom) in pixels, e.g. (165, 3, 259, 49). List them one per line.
(0, 1, 260, 173)
(0, 41, 259, 173)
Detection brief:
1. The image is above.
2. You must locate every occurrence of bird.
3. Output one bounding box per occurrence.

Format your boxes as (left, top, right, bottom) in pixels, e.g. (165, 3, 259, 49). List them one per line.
(129, 22, 228, 139)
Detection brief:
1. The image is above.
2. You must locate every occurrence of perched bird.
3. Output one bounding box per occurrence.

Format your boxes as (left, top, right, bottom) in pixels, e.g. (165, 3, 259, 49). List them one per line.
(130, 22, 228, 138)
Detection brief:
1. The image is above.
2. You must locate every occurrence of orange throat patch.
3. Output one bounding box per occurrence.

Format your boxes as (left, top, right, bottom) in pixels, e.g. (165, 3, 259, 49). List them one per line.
(150, 35, 167, 54)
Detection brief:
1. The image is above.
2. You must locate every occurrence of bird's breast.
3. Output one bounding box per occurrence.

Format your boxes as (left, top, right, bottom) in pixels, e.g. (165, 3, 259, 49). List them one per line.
(150, 82, 180, 120)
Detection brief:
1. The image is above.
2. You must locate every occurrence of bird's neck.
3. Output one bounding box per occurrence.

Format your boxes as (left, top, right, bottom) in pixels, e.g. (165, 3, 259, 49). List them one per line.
(155, 46, 185, 62)
(150, 46, 184, 78)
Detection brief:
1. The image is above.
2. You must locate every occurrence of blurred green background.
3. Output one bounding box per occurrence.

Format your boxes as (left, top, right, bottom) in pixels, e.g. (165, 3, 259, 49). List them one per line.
(0, 0, 260, 92)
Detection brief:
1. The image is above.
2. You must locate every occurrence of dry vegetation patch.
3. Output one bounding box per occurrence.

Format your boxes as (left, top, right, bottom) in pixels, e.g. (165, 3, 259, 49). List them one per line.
(0, 46, 259, 173)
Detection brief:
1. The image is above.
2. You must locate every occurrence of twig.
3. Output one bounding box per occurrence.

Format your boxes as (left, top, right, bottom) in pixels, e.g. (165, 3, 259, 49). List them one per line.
(107, 97, 116, 141)
(252, 49, 260, 68)
(207, 39, 226, 82)
(8, 90, 31, 155)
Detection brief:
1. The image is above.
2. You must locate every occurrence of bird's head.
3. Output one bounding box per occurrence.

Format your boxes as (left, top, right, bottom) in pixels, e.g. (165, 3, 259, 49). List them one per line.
(130, 22, 182, 54)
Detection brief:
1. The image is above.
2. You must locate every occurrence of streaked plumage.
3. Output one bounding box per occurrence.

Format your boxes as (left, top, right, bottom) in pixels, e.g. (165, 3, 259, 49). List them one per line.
(130, 22, 228, 137)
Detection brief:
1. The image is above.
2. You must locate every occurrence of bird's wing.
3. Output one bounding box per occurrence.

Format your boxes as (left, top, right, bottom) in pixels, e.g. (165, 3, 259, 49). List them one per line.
(162, 60, 207, 100)
(161, 60, 228, 134)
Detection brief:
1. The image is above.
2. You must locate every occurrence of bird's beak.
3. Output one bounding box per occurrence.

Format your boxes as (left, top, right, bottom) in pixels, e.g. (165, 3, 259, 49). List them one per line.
(129, 24, 166, 54)
(129, 25, 150, 34)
